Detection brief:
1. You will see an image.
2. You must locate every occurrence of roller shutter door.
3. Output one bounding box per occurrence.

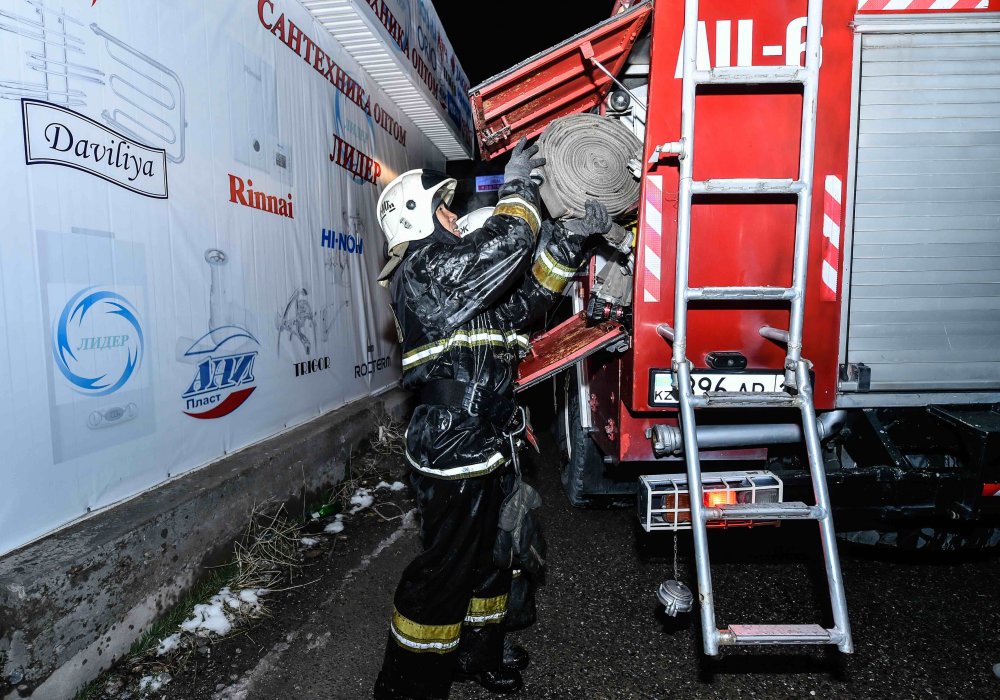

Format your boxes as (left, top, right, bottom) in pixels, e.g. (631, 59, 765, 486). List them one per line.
(847, 30, 1000, 393)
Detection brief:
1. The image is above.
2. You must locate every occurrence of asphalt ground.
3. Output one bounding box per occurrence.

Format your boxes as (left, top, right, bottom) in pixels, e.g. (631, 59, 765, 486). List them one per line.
(162, 433, 1000, 700)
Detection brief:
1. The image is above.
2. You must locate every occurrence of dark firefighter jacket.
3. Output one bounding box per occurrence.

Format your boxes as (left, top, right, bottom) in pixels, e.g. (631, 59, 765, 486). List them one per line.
(388, 177, 585, 480)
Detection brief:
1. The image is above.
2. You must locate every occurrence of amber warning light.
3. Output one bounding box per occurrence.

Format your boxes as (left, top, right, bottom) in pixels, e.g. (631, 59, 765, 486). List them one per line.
(705, 490, 738, 508)
(639, 471, 784, 532)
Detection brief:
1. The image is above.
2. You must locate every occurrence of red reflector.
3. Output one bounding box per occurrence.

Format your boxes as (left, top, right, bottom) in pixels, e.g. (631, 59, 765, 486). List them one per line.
(983, 484, 1000, 497)
(705, 490, 737, 507)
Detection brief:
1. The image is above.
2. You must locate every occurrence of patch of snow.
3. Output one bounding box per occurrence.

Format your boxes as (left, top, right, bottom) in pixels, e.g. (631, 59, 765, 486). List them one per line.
(139, 672, 172, 692)
(178, 587, 266, 637)
(349, 487, 375, 514)
(324, 514, 345, 534)
(401, 509, 418, 528)
(376, 480, 406, 492)
(156, 633, 182, 657)
(239, 589, 261, 605)
(182, 598, 233, 637)
(299, 537, 319, 547)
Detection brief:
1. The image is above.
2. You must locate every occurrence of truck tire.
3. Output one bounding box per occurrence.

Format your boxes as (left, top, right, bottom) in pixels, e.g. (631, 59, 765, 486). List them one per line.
(555, 373, 635, 506)
(556, 373, 599, 506)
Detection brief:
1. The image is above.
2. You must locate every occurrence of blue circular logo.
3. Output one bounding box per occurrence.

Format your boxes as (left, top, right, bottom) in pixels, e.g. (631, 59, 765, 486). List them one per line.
(53, 287, 144, 396)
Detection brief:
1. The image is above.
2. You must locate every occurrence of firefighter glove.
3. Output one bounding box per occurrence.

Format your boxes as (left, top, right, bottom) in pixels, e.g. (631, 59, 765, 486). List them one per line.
(564, 199, 612, 240)
(505, 137, 546, 184)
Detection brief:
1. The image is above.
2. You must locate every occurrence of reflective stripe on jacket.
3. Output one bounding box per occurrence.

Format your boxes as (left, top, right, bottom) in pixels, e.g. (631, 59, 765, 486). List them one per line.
(388, 178, 585, 477)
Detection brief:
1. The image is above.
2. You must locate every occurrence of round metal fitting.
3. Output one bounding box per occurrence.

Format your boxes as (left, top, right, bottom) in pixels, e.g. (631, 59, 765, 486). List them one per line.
(608, 89, 631, 112)
(657, 579, 693, 617)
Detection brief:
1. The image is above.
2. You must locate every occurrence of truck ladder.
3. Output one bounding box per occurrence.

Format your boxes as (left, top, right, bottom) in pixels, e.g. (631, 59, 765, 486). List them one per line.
(664, 0, 853, 656)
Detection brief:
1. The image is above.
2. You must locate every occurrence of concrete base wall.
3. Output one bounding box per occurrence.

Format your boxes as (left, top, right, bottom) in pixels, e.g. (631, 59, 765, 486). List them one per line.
(0, 389, 409, 700)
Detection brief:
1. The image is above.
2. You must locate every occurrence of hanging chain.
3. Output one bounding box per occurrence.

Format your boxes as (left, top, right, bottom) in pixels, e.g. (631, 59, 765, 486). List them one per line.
(672, 533, 680, 580)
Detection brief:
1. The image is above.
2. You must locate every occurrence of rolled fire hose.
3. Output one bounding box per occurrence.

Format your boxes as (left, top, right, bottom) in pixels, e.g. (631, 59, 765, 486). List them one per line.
(536, 113, 643, 219)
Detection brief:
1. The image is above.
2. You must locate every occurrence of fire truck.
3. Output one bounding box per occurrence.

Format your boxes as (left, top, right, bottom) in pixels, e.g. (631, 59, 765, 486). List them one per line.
(471, 0, 1000, 656)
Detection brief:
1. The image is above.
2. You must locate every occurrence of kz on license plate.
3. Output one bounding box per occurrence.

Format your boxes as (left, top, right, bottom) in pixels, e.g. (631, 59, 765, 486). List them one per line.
(649, 370, 784, 406)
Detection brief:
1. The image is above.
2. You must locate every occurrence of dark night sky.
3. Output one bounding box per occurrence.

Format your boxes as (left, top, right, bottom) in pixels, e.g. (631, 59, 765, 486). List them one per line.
(432, 1, 617, 204)
(433, 1, 615, 87)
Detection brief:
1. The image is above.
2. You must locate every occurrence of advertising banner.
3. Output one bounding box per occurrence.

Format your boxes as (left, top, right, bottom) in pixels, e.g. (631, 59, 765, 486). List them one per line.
(354, 0, 474, 152)
(0, 0, 446, 556)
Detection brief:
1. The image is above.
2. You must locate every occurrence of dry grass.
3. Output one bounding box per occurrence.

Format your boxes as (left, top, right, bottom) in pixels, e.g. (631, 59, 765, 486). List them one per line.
(370, 409, 405, 457)
(315, 409, 405, 516)
(77, 416, 407, 699)
(231, 501, 303, 590)
(121, 502, 304, 687)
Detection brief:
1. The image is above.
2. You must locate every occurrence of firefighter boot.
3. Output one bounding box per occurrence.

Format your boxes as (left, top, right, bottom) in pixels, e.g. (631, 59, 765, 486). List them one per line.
(503, 639, 529, 671)
(454, 668, 523, 695)
(456, 626, 523, 694)
(373, 673, 422, 700)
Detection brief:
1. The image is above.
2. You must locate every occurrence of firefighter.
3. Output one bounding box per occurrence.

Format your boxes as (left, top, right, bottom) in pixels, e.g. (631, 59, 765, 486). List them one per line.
(372, 138, 611, 699)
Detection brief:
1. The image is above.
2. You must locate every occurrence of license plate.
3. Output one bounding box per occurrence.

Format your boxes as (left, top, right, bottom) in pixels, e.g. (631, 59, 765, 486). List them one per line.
(649, 369, 784, 406)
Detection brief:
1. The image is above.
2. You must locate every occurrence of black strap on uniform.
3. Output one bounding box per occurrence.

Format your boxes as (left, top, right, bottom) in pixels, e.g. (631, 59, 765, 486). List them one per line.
(419, 379, 518, 427)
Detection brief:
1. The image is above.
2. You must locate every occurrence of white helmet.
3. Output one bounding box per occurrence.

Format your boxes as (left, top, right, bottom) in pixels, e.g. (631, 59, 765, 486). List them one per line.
(457, 207, 494, 237)
(377, 169, 456, 284)
(377, 169, 457, 250)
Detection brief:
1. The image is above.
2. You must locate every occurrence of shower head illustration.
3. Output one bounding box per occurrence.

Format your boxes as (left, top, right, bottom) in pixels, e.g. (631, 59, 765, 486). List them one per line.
(0, 0, 104, 107)
(205, 248, 229, 346)
(90, 22, 187, 163)
(319, 249, 353, 343)
(175, 248, 253, 364)
(343, 209, 383, 374)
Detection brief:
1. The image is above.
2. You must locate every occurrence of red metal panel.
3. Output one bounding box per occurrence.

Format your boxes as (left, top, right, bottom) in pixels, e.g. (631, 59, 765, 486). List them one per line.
(469, 2, 652, 160)
(515, 312, 626, 391)
(857, 0, 993, 12)
(627, 0, 858, 435)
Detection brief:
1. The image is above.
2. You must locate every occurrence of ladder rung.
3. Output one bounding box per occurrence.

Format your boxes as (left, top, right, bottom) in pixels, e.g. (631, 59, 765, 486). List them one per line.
(687, 286, 797, 302)
(694, 66, 808, 85)
(719, 624, 835, 646)
(691, 178, 804, 195)
(704, 502, 824, 521)
(689, 391, 799, 408)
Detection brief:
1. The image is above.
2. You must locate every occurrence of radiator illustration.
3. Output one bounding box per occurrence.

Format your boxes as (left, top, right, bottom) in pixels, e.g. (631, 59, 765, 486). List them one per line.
(90, 22, 187, 163)
(0, 0, 104, 107)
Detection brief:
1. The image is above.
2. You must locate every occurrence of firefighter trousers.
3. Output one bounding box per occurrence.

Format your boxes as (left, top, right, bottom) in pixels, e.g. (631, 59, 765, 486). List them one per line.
(376, 465, 514, 699)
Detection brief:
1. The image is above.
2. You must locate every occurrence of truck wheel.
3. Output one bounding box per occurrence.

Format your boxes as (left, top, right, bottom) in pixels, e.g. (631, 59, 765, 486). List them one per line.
(556, 373, 599, 506)
(555, 373, 636, 506)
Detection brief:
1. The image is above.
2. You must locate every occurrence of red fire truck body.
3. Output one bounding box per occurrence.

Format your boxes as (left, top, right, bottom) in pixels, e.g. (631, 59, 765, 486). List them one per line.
(611, 0, 996, 462)
(473, 0, 1000, 539)
(625, 0, 849, 451)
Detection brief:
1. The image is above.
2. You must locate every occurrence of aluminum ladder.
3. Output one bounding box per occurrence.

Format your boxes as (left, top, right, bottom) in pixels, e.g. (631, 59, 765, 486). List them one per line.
(661, 0, 853, 656)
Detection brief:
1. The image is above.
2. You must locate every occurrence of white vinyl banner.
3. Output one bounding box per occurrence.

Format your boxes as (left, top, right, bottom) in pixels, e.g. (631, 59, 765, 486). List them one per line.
(352, 0, 475, 153)
(0, 0, 447, 556)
